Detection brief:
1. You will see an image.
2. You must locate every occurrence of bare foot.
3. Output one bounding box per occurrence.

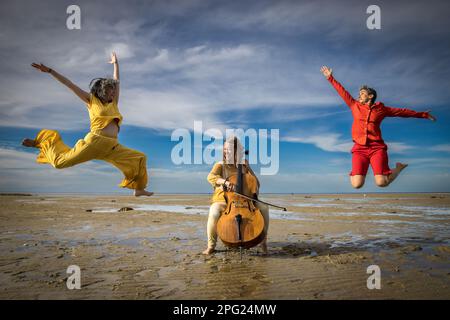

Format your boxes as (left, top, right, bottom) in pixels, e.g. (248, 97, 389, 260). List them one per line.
(396, 162, 408, 171)
(385, 162, 409, 186)
(202, 247, 215, 255)
(134, 189, 154, 197)
(22, 138, 36, 147)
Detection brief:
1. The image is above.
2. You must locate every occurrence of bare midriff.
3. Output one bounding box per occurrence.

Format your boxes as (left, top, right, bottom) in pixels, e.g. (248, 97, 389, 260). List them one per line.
(100, 118, 120, 138)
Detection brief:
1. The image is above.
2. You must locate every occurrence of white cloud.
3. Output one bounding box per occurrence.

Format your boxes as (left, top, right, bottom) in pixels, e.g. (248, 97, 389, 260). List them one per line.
(387, 142, 416, 154)
(430, 144, 450, 152)
(284, 133, 353, 152)
(284, 131, 417, 155)
(204, 0, 450, 38)
(2, 0, 447, 133)
(184, 44, 255, 64)
(105, 43, 135, 60)
(403, 157, 450, 168)
(120, 88, 224, 131)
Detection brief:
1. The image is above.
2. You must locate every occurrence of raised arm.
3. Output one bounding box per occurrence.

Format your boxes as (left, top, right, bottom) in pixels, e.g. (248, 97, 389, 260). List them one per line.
(109, 52, 120, 102)
(384, 106, 436, 121)
(31, 63, 90, 105)
(320, 66, 356, 108)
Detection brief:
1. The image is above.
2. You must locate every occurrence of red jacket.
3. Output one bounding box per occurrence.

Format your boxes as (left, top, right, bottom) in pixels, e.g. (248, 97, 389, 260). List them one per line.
(328, 75, 429, 145)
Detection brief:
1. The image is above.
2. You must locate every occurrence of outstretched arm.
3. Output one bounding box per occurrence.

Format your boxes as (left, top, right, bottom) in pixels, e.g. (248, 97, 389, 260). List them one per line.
(384, 106, 436, 121)
(109, 52, 120, 102)
(320, 65, 356, 109)
(31, 63, 90, 105)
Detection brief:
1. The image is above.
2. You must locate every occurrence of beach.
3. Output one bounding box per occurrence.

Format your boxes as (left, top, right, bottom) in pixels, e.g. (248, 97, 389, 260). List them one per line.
(0, 193, 448, 299)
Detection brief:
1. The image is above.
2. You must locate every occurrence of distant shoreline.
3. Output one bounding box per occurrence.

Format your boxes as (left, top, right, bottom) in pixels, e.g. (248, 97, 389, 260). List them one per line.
(2, 191, 450, 196)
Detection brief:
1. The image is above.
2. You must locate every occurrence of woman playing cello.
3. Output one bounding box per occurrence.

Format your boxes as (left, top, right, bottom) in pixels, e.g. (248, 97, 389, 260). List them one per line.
(202, 136, 269, 255)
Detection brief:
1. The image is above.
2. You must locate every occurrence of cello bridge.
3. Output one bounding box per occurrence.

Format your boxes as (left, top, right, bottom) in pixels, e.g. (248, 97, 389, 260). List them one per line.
(232, 200, 247, 208)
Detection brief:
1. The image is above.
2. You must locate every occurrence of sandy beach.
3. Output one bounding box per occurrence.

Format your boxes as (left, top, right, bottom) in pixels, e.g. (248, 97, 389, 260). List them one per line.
(0, 193, 448, 299)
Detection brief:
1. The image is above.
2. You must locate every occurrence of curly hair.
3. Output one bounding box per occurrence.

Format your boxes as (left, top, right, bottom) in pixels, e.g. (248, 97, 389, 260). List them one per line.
(360, 85, 377, 103)
(89, 78, 118, 103)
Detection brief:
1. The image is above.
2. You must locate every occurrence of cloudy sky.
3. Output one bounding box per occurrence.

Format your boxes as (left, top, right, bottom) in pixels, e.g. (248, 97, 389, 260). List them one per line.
(0, 0, 449, 194)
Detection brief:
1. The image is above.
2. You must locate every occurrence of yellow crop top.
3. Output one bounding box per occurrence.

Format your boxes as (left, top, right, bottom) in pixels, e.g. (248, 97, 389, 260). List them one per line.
(88, 94, 123, 132)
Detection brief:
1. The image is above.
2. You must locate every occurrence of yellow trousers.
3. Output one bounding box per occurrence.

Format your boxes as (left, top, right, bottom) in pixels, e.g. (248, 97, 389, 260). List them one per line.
(34, 129, 148, 190)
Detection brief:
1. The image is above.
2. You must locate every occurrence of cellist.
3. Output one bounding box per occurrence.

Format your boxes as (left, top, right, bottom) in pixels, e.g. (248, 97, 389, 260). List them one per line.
(202, 136, 269, 255)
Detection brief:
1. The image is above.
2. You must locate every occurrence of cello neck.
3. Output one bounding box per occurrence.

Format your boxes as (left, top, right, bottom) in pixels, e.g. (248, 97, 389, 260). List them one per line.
(236, 163, 243, 194)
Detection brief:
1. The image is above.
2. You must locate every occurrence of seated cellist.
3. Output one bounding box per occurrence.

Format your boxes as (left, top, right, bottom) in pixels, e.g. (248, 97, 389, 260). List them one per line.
(202, 136, 269, 255)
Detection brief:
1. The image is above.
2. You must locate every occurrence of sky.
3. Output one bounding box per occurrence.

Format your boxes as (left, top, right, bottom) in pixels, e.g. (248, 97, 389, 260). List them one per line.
(0, 0, 449, 194)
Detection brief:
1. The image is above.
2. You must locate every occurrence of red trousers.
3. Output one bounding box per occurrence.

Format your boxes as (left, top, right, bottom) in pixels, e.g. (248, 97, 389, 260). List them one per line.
(350, 141, 392, 176)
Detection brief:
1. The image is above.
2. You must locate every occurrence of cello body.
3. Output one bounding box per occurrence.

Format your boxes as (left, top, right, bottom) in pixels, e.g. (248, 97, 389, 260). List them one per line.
(216, 163, 266, 249)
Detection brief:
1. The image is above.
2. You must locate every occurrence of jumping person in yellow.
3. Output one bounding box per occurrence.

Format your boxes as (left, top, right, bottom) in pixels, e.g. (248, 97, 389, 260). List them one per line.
(22, 52, 153, 196)
(202, 136, 269, 255)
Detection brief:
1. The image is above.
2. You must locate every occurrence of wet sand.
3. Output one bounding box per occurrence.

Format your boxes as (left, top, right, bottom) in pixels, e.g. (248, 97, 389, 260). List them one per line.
(0, 193, 449, 299)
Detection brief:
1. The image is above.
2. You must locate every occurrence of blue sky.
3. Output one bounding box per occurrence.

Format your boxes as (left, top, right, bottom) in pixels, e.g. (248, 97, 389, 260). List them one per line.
(0, 0, 449, 194)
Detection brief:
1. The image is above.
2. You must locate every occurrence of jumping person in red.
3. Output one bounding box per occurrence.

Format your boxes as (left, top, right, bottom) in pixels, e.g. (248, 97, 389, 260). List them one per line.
(320, 66, 436, 189)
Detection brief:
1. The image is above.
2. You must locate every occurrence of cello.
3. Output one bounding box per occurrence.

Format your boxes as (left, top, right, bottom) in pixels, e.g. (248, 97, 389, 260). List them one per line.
(216, 135, 287, 250)
(216, 159, 266, 249)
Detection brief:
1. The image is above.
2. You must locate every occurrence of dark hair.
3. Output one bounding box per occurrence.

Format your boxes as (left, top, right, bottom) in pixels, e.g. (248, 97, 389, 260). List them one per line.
(360, 85, 377, 103)
(89, 78, 118, 103)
